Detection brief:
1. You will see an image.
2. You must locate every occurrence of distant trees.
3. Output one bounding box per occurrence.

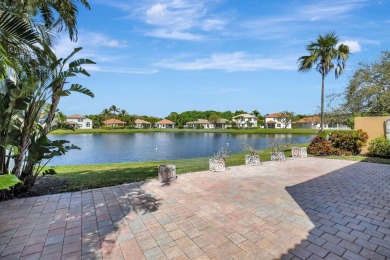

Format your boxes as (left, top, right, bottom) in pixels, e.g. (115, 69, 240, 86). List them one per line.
(339, 51, 390, 116)
(298, 32, 350, 130)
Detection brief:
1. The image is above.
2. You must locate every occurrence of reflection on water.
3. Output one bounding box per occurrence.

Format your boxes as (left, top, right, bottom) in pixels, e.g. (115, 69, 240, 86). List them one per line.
(47, 132, 314, 166)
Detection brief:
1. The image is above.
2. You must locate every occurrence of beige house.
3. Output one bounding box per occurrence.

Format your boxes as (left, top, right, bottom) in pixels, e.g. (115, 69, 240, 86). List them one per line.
(186, 119, 212, 129)
(155, 119, 175, 128)
(232, 114, 257, 128)
(134, 119, 152, 129)
(103, 118, 126, 127)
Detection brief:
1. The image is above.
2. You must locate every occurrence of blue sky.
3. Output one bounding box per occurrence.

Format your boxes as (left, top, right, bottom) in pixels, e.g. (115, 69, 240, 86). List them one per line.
(56, 0, 390, 118)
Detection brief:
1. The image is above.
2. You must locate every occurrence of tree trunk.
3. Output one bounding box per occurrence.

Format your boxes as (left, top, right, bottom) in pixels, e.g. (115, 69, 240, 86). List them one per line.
(43, 86, 62, 134)
(321, 73, 325, 131)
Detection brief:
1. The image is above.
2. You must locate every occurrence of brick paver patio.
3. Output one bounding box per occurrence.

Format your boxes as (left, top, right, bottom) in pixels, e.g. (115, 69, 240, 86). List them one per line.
(0, 158, 389, 260)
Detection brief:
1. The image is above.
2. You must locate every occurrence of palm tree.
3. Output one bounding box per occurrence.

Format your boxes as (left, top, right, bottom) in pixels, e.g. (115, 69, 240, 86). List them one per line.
(101, 109, 110, 120)
(119, 109, 127, 120)
(109, 105, 119, 119)
(298, 32, 350, 130)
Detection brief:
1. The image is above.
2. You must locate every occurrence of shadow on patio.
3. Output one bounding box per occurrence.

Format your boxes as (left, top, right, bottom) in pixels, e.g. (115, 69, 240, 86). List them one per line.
(282, 161, 390, 259)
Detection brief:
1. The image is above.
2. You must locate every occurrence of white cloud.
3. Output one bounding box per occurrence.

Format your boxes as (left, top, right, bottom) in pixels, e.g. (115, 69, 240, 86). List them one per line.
(146, 29, 203, 41)
(85, 65, 158, 74)
(155, 52, 296, 72)
(339, 40, 362, 53)
(127, 0, 228, 41)
(84, 32, 128, 48)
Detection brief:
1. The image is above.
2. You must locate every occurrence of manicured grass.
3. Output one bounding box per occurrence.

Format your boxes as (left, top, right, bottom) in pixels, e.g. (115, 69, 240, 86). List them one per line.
(40, 147, 389, 194)
(51, 128, 320, 135)
(321, 155, 390, 165)
(45, 148, 292, 193)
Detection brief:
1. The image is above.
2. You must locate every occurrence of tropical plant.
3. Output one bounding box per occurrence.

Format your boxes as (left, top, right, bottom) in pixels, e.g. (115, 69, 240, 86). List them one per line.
(367, 137, 390, 158)
(298, 31, 350, 130)
(0, 1, 92, 197)
(328, 130, 368, 155)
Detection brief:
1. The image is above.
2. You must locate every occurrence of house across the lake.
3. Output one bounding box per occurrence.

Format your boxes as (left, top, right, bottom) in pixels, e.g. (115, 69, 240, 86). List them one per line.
(186, 119, 230, 129)
(293, 116, 351, 130)
(186, 119, 213, 129)
(232, 114, 257, 128)
(134, 119, 152, 128)
(155, 119, 175, 128)
(103, 118, 126, 127)
(67, 114, 93, 129)
(265, 113, 292, 129)
(293, 116, 321, 129)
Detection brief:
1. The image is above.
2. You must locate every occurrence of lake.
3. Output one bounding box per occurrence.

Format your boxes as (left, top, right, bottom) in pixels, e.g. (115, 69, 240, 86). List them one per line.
(47, 133, 315, 166)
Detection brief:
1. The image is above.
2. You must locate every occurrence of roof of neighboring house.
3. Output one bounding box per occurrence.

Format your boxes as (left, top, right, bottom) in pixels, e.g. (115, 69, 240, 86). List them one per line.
(103, 118, 126, 124)
(155, 119, 175, 124)
(187, 119, 210, 124)
(266, 120, 277, 124)
(216, 118, 229, 123)
(293, 116, 320, 124)
(67, 114, 86, 119)
(232, 114, 256, 119)
(67, 121, 78, 125)
(266, 113, 282, 118)
(135, 119, 151, 124)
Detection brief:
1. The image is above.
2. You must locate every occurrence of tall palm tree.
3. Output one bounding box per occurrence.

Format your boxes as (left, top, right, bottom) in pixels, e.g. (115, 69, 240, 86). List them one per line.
(109, 105, 119, 119)
(298, 32, 350, 130)
(119, 109, 127, 120)
(101, 109, 110, 120)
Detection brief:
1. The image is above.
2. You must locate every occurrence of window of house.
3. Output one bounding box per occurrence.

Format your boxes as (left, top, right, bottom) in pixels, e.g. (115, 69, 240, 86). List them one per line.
(277, 123, 281, 127)
(78, 118, 83, 122)
(78, 124, 82, 128)
(86, 122, 90, 127)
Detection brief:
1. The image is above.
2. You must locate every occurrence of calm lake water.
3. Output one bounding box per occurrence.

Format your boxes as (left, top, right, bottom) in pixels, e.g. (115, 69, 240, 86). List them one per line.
(47, 133, 315, 166)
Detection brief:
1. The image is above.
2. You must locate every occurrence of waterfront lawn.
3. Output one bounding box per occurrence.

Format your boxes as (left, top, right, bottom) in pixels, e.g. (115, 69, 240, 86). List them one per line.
(45, 149, 290, 193)
(52, 128, 320, 135)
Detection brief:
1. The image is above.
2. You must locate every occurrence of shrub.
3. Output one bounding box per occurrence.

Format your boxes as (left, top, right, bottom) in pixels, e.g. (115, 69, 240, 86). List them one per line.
(367, 137, 390, 158)
(328, 130, 368, 155)
(308, 136, 338, 155)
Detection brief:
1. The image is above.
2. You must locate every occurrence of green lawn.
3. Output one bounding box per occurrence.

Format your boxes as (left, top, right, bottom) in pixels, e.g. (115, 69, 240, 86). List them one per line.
(45, 148, 290, 192)
(51, 128, 320, 135)
(40, 148, 390, 194)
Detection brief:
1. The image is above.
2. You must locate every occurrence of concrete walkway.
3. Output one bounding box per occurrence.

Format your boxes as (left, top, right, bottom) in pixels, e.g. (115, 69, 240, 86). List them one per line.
(0, 158, 389, 260)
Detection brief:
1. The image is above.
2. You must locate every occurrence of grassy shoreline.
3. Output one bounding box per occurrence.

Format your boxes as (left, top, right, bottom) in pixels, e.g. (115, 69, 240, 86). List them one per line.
(51, 128, 320, 135)
(35, 149, 390, 196)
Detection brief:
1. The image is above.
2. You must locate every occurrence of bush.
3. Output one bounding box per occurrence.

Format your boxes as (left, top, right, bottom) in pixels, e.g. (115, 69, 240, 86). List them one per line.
(367, 137, 390, 158)
(308, 136, 340, 155)
(328, 130, 368, 155)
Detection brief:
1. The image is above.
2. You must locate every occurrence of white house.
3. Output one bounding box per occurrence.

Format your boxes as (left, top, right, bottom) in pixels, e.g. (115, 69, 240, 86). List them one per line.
(265, 113, 292, 129)
(67, 114, 93, 129)
(232, 114, 257, 128)
(134, 119, 152, 128)
(155, 119, 175, 128)
(293, 116, 351, 130)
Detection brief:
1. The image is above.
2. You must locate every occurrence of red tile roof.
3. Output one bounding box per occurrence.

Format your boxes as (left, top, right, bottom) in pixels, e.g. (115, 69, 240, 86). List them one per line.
(103, 118, 126, 124)
(156, 119, 175, 124)
(293, 116, 320, 124)
(135, 119, 151, 124)
(67, 114, 86, 119)
(266, 113, 282, 118)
